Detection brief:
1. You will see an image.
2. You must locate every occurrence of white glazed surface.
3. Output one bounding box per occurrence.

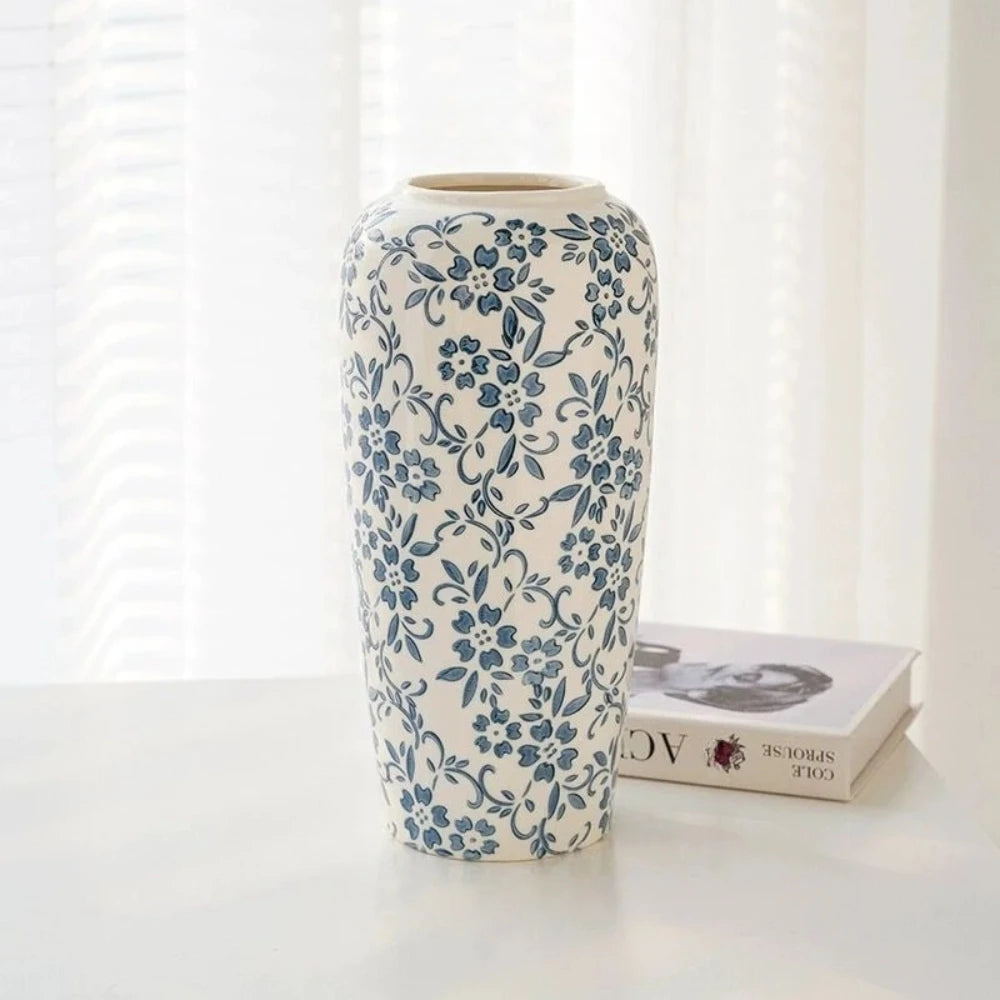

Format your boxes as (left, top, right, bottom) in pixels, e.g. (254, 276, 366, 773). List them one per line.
(340, 173, 658, 860)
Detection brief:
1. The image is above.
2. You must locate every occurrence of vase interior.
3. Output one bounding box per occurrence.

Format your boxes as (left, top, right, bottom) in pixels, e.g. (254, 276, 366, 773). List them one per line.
(404, 172, 601, 200)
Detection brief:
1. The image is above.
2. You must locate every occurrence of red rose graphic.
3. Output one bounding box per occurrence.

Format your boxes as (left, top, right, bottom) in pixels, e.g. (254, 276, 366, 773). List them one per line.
(713, 740, 735, 768)
(706, 734, 746, 772)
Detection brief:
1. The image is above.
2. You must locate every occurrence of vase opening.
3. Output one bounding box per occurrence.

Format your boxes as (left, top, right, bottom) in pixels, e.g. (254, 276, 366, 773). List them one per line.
(403, 172, 605, 203)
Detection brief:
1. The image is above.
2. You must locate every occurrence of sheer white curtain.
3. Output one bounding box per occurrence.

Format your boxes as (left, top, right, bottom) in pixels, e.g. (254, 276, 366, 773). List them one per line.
(3, 0, 996, 826)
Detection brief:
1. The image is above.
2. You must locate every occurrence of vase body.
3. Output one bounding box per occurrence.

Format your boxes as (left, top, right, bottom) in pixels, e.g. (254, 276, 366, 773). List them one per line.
(339, 173, 658, 860)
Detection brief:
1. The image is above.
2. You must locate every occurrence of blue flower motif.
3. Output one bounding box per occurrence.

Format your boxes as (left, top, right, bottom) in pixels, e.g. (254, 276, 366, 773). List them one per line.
(585, 268, 625, 326)
(614, 446, 644, 499)
(644, 302, 658, 354)
(339, 201, 393, 288)
(401, 785, 449, 851)
(438, 335, 490, 389)
(342, 255, 359, 288)
(352, 508, 378, 563)
(341, 402, 353, 448)
(448, 244, 515, 315)
(517, 720, 579, 782)
(477, 363, 544, 432)
(452, 603, 518, 669)
(353, 403, 401, 475)
(558, 527, 601, 579)
(570, 415, 622, 485)
(449, 816, 499, 859)
(373, 543, 419, 610)
(494, 218, 547, 261)
(472, 705, 522, 758)
(599, 785, 612, 833)
(590, 214, 638, 273)
(591, 541, 634, 611)
(340, 219, 365, 287)
(511, 635, 563, 686)
(395, 448, 441, 503)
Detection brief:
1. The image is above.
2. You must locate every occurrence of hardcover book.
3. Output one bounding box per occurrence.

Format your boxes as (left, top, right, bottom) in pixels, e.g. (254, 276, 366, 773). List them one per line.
(621, 622, 918, 800)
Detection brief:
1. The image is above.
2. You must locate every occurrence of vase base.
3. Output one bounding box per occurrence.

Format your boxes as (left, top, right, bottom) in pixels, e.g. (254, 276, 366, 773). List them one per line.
(387, 821, 610, 863)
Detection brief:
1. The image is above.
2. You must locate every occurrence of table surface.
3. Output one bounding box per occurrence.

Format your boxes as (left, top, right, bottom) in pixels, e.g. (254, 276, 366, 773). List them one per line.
(1, 677, 998, 1000)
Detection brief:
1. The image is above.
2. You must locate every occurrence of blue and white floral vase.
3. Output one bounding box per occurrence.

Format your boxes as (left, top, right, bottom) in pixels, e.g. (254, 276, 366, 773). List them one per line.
(340, 173, 657, 860)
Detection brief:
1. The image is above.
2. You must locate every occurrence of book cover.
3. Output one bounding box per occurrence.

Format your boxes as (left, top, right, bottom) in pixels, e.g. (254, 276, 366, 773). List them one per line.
(620, 622, 919, 800)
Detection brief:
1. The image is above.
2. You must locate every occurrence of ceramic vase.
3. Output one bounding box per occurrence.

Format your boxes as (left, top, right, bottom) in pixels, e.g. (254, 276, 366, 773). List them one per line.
(339, 173, 658, 860)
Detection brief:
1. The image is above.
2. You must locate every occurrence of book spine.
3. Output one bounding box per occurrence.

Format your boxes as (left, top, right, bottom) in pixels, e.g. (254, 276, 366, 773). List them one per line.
(618, 713, 851, 801)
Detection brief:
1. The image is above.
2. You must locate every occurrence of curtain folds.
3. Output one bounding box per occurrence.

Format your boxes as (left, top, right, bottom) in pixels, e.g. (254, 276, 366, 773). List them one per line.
(1, 0, 949, 684)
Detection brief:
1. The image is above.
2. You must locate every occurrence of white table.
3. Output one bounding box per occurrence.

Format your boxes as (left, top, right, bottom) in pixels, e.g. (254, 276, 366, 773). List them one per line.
(1, 678, 997, 999)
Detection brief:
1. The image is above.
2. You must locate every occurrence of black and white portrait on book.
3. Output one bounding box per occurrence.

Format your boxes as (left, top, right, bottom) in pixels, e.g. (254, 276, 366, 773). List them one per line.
(630, 639, 833, 714)
(629, 624, 914, 729)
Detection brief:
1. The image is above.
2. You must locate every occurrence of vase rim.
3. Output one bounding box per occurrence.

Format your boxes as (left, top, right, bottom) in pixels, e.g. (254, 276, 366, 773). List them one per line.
(400, 172, 606, 205)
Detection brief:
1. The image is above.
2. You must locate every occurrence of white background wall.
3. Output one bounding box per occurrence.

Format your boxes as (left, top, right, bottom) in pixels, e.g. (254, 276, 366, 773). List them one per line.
(919, 0, 1000, 837)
